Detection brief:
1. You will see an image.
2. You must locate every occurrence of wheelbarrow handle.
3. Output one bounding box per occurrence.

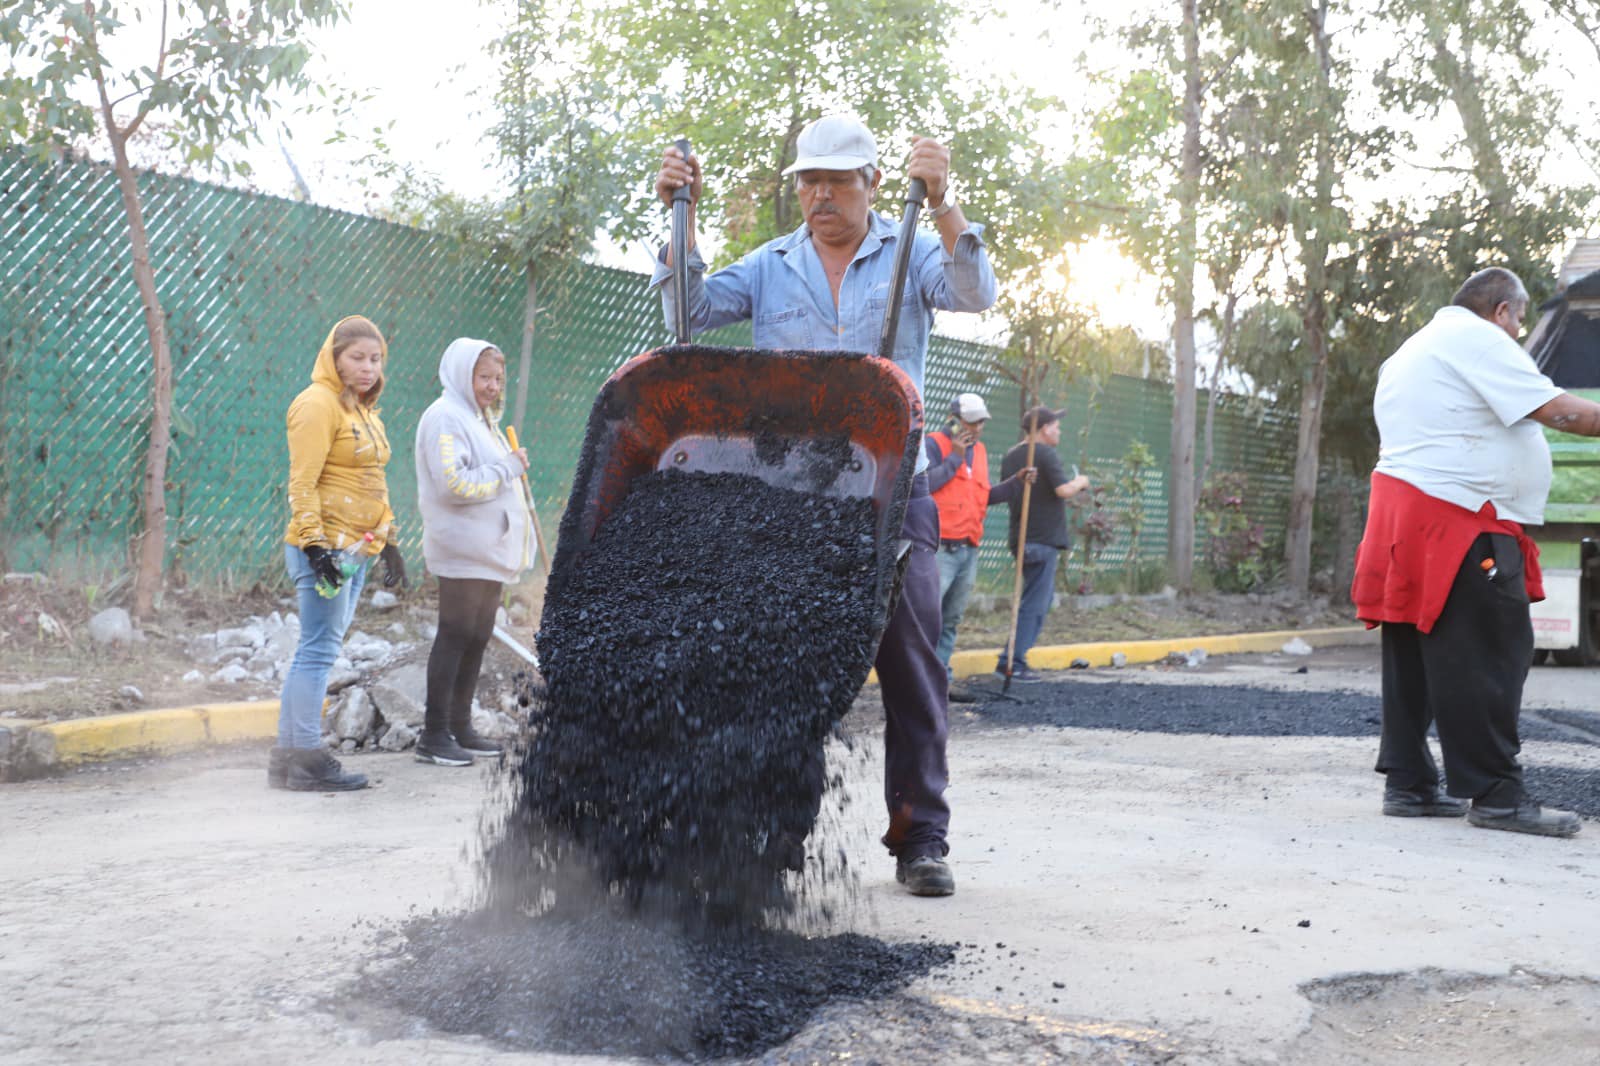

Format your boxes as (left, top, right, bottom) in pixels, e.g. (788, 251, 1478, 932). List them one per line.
(876, 177, 927, 361)
(671, 137, 693, 345)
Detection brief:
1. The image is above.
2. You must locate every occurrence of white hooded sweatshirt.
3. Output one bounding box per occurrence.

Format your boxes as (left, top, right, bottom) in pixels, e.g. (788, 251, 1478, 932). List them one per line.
(414, 337, 533, 582)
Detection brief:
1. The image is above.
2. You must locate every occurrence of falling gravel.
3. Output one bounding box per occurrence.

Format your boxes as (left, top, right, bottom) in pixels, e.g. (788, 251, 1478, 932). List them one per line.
(496, 468, 897, 920)
(357, 467, 947, 1059)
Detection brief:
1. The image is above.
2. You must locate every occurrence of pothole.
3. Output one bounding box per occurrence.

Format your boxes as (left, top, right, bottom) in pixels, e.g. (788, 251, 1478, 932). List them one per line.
(1290, 967, 1600, 1065)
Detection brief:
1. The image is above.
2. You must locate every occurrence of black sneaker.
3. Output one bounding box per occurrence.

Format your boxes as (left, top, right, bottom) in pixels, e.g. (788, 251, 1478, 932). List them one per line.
(267, 746, 293, 790)
(415, 731, 474, 767)
(994, 665, 1042, 684)
(895, 856, 956, 897)
(1383, 785, 1468, 817)
(1467, 799, 1581, 838)
(452, 728, 503, 757)
(286, 749, 368, 792)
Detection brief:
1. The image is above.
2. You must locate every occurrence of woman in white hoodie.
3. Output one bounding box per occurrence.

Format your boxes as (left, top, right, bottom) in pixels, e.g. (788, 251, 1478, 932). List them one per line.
(413, 338, 534, 766)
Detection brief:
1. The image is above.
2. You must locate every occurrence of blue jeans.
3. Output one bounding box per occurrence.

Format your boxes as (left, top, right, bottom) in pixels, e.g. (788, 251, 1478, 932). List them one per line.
(278, 543, 367, 749)
(999, 543, 1059, 671)
(935, 543, 979, 668)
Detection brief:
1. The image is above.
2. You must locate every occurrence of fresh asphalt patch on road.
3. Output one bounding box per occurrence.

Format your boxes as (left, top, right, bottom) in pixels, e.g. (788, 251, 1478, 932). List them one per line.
(953, 676, 1600, 818)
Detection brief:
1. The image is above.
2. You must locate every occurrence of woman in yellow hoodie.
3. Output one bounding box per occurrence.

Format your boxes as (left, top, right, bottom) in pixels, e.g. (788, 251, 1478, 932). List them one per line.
(269, 315, 396, 792)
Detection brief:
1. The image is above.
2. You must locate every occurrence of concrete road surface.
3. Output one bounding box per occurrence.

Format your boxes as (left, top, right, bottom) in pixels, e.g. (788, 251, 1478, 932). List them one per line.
(3, 644, 1598, 1064)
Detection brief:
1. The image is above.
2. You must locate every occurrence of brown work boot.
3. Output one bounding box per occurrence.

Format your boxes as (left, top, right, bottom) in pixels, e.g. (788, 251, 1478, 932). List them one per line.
(286, 749, 368, 792)
(267, 746, 293, 790)
(896, 855, 956, 897)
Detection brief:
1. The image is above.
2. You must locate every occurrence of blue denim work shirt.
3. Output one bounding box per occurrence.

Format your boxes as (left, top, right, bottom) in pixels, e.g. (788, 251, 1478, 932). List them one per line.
(652, 213, 999, 474)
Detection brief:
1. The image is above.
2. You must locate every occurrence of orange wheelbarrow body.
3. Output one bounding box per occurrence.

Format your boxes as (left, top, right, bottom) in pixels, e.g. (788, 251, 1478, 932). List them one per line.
(547, 343, 925, 613)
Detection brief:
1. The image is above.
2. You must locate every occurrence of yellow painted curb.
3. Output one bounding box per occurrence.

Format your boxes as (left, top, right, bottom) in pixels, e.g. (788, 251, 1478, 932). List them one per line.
(950, 625, 1374, 679)
(202, 702, 282, 743)
(33, 701, 282, 767)
(864, 625, 1374, 684)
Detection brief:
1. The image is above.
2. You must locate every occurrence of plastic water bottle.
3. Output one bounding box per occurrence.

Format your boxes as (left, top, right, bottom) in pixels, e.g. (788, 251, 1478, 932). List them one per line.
(315, 532, 375, 599)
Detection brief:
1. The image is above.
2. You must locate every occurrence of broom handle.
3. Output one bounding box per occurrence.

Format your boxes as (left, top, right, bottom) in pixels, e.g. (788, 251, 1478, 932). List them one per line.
(1002, 432, 1040, 685)
(505, 426, 553, 578)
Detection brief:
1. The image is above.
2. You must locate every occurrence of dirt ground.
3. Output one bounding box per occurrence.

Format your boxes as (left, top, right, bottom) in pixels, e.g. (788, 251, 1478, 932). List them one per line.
(0, 576, 545, 722)
(0, 574, 1349, 722)
(3, 644, 1597, 1064)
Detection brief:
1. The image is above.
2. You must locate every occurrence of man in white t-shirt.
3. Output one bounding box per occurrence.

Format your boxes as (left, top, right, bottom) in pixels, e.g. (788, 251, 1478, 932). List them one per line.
(1353, 267, 1600, 838)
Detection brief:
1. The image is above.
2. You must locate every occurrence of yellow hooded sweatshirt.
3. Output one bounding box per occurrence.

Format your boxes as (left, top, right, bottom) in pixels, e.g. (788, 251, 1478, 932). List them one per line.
(281, 318, 395, 554)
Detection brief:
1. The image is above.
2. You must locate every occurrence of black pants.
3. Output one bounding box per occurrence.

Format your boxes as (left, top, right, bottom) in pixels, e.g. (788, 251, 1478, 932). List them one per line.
(1376, 532, 1531, 806)
(425, 577, 503, 736)
(876, 486, 951, 860)
(790, 481, 952, 864)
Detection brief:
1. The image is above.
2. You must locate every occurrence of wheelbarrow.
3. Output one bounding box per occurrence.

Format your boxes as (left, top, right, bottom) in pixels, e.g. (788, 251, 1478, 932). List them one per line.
(545, 141, 930, 626)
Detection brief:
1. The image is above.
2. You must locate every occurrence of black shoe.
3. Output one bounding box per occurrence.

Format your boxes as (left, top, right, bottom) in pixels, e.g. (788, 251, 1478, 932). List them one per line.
(452, 728, 503, 757)
(286, 749, 368, 792)
(268, 747, 293, 790)
(895, 855, 956, 897)
(947, 683, 981, 704)
(415, 731, 474, 766)
(1467, 799, 1581, 838)
(994, 665, 1041, 684)
(1383, 785, 1468, 818)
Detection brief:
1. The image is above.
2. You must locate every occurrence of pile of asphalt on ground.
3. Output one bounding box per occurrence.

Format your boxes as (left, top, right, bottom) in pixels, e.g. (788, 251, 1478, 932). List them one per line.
(963, 678, 1600, 817)
(356, 466, 956, 1059)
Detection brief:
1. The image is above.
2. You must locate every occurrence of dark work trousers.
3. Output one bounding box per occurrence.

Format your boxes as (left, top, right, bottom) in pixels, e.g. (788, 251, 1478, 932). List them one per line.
(424, 576, 503, 736)
(1376, 532, 1531, 806)
(876, 484, 952, 860)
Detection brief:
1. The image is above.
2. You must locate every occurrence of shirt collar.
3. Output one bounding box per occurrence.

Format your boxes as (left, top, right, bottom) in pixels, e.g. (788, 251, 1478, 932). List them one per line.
(778, 211, 896, 263)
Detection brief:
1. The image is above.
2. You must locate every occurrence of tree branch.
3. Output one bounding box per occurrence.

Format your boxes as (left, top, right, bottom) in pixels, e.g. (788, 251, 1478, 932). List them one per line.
(82, 0, 126, 145)
(122, 3, 175, 141)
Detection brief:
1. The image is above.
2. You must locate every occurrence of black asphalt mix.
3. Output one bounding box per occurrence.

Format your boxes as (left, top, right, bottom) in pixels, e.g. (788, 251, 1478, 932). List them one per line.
(951, 675, 1600, 818)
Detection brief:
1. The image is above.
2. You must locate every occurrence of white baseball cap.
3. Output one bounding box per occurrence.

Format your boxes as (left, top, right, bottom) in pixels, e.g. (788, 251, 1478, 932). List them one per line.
(951, 393, 991, 422)
(781, 115, 878, 175)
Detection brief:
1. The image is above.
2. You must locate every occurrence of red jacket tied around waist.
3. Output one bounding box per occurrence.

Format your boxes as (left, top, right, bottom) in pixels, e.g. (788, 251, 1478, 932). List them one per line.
(928, 431, 990, 545)
(1351, 471, 1543, 634)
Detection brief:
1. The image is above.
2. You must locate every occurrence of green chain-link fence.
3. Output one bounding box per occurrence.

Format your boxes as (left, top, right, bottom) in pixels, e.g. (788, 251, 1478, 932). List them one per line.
(0, 151, 1299, 591)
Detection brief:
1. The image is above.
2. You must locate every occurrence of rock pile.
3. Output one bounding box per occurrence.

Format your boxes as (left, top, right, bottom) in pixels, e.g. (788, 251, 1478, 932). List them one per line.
(182, 596, 521, 753)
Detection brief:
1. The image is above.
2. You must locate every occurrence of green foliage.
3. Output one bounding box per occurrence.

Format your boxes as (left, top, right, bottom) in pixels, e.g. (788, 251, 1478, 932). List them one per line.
(1115, 439, 1155, 593)
(1198, 472, 1272, 593)
(0, 0, 344, 174)
(584, 0, 1072, 270)
(1071, 478, 1117, 595)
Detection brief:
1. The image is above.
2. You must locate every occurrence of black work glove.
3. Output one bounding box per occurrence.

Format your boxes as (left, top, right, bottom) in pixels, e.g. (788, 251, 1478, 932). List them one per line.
(379, 542, 408, 589)
(304, 545, 343, 591)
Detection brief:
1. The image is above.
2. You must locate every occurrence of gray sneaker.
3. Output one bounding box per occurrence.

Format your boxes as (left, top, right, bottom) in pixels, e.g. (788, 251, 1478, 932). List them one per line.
(896, 855, 956, 897)
(1466, 799, 1581, 838)
(414, 731, 474, 767)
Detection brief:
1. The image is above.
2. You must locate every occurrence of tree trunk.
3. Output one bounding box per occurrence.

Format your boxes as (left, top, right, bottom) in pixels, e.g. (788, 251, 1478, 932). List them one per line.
(1285, 313, 1328, 594)
(513, 261, 537, 433)
(109, 131, 173, 621)
(1285, 0, 1336, 598)
(1201, 291, 1237, 491)
(1168, 0, 1202, 593)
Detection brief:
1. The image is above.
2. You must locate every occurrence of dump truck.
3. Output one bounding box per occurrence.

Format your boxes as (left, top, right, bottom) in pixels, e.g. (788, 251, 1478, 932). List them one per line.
(1526, 240, 1600, 665)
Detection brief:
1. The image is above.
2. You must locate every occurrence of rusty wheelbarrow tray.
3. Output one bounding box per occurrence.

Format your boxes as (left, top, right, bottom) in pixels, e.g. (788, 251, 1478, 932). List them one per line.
(545, 140, 930, 632)
(546, 343, 925, 616)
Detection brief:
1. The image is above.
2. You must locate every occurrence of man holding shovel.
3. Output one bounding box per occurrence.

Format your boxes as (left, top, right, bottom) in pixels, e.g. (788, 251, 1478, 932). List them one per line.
(652, 114, 997, 897)
(997, 406, 1091, 682)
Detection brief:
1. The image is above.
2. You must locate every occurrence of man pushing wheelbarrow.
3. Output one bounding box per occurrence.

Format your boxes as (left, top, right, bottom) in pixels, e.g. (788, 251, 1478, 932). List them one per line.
(652, 114, 998, 897)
